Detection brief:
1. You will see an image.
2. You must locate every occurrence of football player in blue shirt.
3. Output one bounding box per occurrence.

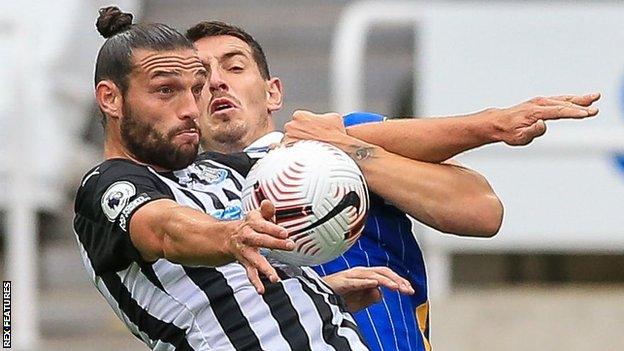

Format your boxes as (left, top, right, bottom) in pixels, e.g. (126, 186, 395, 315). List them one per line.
(187, 21, 599, 350)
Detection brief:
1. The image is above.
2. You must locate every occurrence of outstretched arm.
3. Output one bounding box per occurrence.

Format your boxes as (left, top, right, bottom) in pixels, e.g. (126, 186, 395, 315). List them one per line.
(130, 198, 293, 293)
(346, 93, 600, 163)
(283, 116, 503, 237)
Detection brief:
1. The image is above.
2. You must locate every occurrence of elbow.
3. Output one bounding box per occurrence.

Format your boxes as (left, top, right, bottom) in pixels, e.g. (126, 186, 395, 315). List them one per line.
(434, 194, 503, 238)
(473, 194, 504, 238)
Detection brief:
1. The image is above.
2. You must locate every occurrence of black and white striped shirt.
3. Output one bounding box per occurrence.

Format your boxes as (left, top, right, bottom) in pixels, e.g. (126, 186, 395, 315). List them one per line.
(73, 154, 368, 351)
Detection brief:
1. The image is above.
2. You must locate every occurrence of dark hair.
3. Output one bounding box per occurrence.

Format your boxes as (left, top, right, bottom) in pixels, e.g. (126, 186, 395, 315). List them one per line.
(94, 6, 195, 94)
(186, 21, 270, 79)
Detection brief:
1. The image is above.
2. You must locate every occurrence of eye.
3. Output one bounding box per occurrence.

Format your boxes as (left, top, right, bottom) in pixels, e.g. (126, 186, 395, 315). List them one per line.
(229, 66, 244, 72)
(192, 84, 205, 95)
(157, 86, 174, 95)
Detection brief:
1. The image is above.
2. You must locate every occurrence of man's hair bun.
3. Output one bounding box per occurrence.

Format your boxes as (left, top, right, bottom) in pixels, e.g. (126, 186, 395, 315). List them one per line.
(96, 6, 133, 39)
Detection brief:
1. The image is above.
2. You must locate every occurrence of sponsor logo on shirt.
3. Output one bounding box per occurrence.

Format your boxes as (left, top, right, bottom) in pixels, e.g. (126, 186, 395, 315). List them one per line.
(210, 201, 244, 221)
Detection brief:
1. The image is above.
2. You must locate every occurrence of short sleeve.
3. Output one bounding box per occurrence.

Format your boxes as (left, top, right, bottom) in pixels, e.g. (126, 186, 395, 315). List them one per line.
(343, 112, 385, 127)
(73, 160, 173, 274)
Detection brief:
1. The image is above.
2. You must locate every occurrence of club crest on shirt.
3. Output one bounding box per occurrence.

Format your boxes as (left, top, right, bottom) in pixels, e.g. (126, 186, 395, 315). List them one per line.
(174, 161, 228, 191)
(209, 201, 244, 221)
(101, 181, 136, 222)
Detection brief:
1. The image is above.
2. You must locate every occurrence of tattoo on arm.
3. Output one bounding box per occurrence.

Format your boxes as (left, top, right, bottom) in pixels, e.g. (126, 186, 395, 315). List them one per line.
(351, 145, 376, 161)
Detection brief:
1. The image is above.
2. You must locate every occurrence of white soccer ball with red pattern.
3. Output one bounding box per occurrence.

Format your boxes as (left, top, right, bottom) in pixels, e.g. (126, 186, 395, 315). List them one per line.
(241, 140, 369, 266)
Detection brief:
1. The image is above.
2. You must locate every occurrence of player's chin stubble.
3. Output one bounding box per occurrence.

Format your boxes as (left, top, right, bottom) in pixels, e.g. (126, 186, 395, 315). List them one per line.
(120, 104, 198, 170)
(211, 119, 248, 146)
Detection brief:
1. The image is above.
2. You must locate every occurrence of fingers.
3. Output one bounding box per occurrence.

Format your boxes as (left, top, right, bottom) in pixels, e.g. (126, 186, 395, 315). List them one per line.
(292, 110, 342, 121)
(534, 104, 598, 121)
(523, 120, 547, 142)
(549, 92, 600, 106)
(292, 109, 320, 120)
(240, 257, 264, 294)
(267, 142, 281, 150)
(365, 267, 414, 294)
(238, 249, 280, 294)
(246, 210, 288, 239)
(528, 94, 599, 120)
(259, 200, 276, 221)
(280, 136, 295, 146)
(343, 278, 380, 291)
(241, 230, 295, 251)
(344, 267, 414, 295)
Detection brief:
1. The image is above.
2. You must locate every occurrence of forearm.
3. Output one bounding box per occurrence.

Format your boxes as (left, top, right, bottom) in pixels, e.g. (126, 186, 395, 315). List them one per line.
(131, 201, 238, 266)
(347, 143, 503, 237)
(346, 109, 501, 163)
(159, 206, 240, 265)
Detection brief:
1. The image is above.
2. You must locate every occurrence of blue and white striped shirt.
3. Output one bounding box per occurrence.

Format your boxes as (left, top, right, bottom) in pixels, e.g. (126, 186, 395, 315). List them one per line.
(313, 112, 431, 351)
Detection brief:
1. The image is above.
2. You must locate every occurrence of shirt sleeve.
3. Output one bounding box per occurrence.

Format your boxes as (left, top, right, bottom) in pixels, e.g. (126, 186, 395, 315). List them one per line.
(73, 161, 173, 274)
(343, 111, 385, 127)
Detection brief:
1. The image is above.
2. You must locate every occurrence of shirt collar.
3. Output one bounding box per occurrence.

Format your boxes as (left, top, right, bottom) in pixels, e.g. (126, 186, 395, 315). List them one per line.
(244, 131, 284, 151)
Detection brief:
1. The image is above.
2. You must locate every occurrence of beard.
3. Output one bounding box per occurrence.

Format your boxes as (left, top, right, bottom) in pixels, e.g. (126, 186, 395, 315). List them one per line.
(120, 103, 199, 170)
(204, 114, 269, 153)
(211, 118, 248, 145)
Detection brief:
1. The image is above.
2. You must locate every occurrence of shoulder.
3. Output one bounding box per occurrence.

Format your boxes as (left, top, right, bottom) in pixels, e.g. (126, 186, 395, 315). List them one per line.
(77, 159, 159, 199)
(343, 111, 386, 127)
(74, 159, 165, 222)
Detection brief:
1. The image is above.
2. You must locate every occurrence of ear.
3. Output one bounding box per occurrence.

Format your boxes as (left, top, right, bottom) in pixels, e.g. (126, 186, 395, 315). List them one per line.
(95, 80, 124, 121)
(266, 77, 283, 113)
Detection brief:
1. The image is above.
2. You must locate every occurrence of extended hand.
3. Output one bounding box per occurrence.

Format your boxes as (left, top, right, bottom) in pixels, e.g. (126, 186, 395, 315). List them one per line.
(283, 110, 347, 145)
(322, 267, 415, 313)
(229, 200, 294, 294)
(493, 93, 600, 146)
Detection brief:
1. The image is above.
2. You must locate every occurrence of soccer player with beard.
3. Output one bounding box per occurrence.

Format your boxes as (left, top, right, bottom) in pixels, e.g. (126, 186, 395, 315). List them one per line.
(186, 21, 599, 351)
(74, 7, 415, 350)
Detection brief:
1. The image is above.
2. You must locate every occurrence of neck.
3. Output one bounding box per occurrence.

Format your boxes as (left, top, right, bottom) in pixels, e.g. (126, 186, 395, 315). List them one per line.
(204, 140, 247, 154)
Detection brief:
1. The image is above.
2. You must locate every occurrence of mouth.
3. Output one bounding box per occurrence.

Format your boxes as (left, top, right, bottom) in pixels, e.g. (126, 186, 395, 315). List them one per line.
(175, 127, 200, 144)
(209, 97, 237, 115)
(176, 127, 199, 136)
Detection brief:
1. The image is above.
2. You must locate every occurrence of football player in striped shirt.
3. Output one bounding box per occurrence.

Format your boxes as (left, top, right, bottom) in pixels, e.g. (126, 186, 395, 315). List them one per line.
(187, 20, 599, 351)
(76, 8, 416, 350)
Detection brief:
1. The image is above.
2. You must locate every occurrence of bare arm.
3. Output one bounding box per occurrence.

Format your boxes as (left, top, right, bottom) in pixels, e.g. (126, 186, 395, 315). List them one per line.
(283, 117, 503, 237)
(346, 93, 600, 163)
(348, 143, 502, 236)
(129, 198, 293, 293)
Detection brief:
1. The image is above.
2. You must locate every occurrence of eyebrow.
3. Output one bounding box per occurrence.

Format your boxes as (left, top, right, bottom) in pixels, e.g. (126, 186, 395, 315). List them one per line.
(150, 70, 181, 79)
(220, 49, 249, 61)
(148, 66, 207, 79)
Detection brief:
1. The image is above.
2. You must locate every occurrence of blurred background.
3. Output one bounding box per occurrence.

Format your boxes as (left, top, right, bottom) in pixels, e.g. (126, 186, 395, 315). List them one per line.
(1, 0, 623, 350)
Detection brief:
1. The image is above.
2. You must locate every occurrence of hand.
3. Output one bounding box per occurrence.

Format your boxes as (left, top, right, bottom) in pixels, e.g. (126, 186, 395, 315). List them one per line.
(322, 267, 415, 313)
(228, 200, 294, 294)
(283, 110, 348, 145)
(492, 93, 600, 146)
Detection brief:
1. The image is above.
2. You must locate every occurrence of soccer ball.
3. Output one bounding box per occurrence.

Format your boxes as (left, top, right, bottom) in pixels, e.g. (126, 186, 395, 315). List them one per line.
(241, 140, 369, 266)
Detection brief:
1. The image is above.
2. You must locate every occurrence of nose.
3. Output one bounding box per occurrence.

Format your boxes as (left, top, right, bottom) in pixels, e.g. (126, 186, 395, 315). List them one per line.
(209, 67, 228, 93)
(178, 90, 201, 122)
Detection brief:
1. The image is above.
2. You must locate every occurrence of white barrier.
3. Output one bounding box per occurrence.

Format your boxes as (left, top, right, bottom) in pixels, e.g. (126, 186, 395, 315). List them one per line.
(1, 1, 142, 349)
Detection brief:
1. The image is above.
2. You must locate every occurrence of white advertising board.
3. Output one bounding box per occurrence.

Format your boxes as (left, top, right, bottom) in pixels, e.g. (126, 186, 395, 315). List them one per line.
(414, 3, 624, 252)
